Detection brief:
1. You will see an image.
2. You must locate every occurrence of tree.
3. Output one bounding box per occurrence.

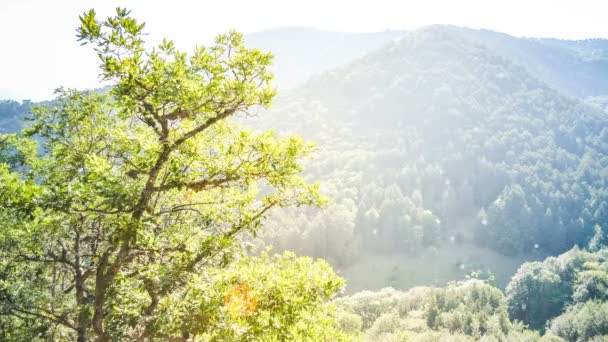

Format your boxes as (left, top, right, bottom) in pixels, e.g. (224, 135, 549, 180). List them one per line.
(549, 300, 608, 341)
(588, 225, 606, 252)
(479, 184, 537, 255)
(0, 8, 337, 341)
(335, 280, 553, 341)
(132, 252, 349, 341)
(572, 270, 608, 304)
(506, 247, 594, 331)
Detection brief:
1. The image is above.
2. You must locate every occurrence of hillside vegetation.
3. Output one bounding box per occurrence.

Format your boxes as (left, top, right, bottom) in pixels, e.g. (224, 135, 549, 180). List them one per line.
(247, 26, 608, 291)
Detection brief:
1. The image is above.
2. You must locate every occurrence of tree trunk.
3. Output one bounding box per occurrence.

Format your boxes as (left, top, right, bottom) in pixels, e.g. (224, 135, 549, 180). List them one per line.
(75, 228, 89, 342)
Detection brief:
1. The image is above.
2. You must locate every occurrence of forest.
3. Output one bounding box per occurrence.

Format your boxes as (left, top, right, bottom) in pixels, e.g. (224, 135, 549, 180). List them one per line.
(1, 6, 608, 342)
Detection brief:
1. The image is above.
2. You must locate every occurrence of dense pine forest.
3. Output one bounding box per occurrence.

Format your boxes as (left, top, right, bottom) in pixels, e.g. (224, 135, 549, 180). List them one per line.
(2, 8, 608, 342)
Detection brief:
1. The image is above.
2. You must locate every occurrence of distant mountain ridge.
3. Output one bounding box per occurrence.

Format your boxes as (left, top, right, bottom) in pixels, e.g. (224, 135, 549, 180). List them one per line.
(0, 100, 33, 133)
(246, 25, 608, 98)
(449, 25, 608, 98)
(245, 27, 406, 89)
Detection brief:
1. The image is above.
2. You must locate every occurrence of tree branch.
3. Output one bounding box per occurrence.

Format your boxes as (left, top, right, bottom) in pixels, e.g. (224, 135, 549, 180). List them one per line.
(8, 306, 77, 331)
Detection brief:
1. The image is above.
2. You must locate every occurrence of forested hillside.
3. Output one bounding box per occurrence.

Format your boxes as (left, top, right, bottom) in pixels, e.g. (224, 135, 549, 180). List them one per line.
(247, 26, 608, 290)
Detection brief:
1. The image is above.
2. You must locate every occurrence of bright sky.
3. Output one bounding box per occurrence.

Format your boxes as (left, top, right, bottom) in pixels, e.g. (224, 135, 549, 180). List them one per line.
(1, 0, 607, 101)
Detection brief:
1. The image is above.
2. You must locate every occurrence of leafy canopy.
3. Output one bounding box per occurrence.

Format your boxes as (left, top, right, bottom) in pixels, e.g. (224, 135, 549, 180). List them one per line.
(0, 7, 343, 341)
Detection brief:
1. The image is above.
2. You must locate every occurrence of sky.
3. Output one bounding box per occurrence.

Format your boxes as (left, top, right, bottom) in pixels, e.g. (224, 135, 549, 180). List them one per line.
(1, 0, 608, 101)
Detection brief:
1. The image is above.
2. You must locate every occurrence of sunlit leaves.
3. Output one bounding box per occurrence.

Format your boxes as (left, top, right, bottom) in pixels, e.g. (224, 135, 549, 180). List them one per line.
(0, 7, 335, 341)
(151, 252, 350, 341)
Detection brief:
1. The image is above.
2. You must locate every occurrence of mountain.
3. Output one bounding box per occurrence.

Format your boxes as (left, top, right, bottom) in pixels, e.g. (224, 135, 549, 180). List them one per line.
(245, 27, 406, 89)
(247, 25, 608, 99)
(252, 25, 608, 291)
(450, 25, 608, 98)
(0, 100, 33, 133)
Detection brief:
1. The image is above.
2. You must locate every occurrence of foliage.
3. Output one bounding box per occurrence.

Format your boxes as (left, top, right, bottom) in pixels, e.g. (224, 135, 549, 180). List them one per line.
(544, 249, 608, 342)
(572, 269, 608, 304)
(334, 280, 563, 341)
(0, 8, 338, 341)
(505, 247, 596, 330)
(589, 225, 607, 253)
(506, 247, 608, 336)
(549, 300, 608, 342)
(117, 252, 350, 341)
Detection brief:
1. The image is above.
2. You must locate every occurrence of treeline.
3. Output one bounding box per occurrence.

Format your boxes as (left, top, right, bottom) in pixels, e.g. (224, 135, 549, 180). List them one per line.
(336, 245, 608, 341)
(335, 281, 561, 341)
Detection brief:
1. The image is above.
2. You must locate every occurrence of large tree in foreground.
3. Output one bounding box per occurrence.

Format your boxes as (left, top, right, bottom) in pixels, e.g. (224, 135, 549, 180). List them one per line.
(0, 8, 348, 341)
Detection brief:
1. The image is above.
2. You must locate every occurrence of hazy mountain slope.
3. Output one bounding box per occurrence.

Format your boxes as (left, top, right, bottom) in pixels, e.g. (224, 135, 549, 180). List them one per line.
(451, 26, 608, 98)
(0, 100, 32, 133)
(245, 27, 406, 89)
(252, 26, 608, 291)
(0, 89, 104, 133)
(247, 25, 608, 98)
